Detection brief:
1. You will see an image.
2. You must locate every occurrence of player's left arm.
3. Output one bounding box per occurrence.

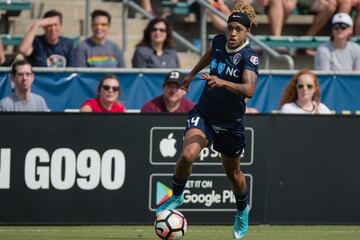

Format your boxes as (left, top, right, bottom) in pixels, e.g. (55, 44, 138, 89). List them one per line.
(201, 69, 257, 98)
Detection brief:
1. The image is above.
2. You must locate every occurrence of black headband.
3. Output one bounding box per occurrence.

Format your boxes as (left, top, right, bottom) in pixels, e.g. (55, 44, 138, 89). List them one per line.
(227, 12, 251, 29)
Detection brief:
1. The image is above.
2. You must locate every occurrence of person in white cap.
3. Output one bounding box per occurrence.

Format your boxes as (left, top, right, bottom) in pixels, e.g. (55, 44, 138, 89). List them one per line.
(335, 0, 360, 36)
(314, 12, 360, 71)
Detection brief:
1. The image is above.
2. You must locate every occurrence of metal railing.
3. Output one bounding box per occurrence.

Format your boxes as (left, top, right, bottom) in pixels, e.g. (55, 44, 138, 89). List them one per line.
(194, 0, 294, 70)
(121, 0, 294, 69)
(122, 0, 201, 55)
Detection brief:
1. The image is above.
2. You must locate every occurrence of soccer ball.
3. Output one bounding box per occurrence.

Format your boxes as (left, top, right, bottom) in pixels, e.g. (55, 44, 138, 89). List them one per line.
(154, 209, 187, 240)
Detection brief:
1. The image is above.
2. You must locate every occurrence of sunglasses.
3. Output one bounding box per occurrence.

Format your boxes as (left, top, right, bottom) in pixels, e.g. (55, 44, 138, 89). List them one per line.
(332, 23, 350, 30)
(152, 28, 167, 33)
(297, 84, 314, 89)
(102, 85, 119, 92)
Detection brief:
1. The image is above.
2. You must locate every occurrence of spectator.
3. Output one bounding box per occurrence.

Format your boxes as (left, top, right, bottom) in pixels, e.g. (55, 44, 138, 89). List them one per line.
(132, 16, 180, 68)
(296, 0, 337, 56)
(141, 70, 194, 112)
(19, 10, 74, 67)
(279, 69, 331, 114)
(142, 0, 153, 14)
(314, 12, 360, 71)
(74, 10, 126, 68)
(80, 74, 126, 112)
(0, 60, 48, 111)
(336, 0, 360, 36)
(0, 37, 5, 65)
(299, 0, 337, 36)
(207, 0, 297, 35)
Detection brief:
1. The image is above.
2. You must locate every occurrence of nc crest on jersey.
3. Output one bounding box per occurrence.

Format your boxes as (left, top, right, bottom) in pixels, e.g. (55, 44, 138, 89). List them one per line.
(250, 56, 259, 65)
(232, 53, 242, 65)
(217, 62, 226, 75)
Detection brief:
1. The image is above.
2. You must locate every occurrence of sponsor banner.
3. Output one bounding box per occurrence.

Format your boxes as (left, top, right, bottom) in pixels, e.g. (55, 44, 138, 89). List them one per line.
(149, 127, 254, 165)
(149, 173, 253, 212)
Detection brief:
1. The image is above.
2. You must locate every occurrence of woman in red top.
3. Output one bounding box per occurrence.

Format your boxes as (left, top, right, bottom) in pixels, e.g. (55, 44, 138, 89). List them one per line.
(80, 74, 126, 112)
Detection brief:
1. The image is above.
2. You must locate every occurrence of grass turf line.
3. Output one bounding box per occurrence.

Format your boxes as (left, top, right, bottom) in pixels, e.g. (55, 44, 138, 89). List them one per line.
(0, 225, 360, 240)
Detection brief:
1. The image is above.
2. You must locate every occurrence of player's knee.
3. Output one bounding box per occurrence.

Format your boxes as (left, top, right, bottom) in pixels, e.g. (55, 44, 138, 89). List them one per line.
(328, 3, 337, 13)
(181, 148, 198, 163)
(283, 1, 297, 12)
(225, 169, 242, 182)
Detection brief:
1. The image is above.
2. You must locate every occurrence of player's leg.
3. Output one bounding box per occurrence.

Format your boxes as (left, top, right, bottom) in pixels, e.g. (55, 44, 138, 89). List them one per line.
(221, 154, 249, 239)
(213, 123, 248, 239)
(354, 1, 360, 36)
(156, 128, 208, 215)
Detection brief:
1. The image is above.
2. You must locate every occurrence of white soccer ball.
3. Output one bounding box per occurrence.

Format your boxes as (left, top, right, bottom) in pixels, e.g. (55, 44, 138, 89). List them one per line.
(154, 209, 187, 240)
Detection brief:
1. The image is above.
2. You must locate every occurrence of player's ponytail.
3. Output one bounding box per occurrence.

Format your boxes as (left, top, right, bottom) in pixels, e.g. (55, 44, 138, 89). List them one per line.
(232, 0, 257, 27)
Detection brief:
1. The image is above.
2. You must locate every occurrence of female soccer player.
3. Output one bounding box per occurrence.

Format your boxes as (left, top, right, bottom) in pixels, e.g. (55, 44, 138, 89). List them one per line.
(156, 1, 259, 239)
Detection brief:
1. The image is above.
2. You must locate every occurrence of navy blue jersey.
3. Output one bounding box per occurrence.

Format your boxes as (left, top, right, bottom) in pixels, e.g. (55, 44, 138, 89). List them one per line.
(194, 34, 259, 124)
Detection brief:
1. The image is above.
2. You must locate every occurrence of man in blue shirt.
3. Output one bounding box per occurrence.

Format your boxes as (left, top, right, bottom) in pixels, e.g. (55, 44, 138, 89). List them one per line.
(19, 10, 74, 67)
(156, 2, 259, 239)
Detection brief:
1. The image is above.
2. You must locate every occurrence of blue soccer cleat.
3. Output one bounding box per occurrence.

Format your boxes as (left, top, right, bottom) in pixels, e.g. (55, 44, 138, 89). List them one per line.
(156, 195, 184, 215)
(233, 205, 250, 239)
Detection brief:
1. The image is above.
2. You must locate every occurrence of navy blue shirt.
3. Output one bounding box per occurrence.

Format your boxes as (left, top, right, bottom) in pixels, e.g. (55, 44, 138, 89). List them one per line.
(28, 35, 74, 67)
(195, 34, 259, 124)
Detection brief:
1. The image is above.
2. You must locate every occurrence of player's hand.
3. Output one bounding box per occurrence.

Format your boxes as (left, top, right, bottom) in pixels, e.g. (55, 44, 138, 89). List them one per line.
(201, 73, 224, 88)
(181, 75, 193, 92)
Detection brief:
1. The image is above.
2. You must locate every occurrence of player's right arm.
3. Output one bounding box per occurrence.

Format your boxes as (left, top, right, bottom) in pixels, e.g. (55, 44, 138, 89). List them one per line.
(181, 47, 213, 92)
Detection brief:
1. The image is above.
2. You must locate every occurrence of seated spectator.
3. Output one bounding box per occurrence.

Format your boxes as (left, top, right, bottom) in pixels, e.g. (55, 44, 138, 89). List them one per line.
(19, 10, 74, 67)
(132, 16, 180, 68)
(0, 60, 48, 111)
(251, 0, 298, 36)
(74, 10, 126, 68)
(207, 0, 297, 35)
(279, 69, 331, 114)
(299, 0, 337, 36)
(314, 12, 360, 71)
(336, 0, 360, 36)
(0, 37, 5, 65)
(80, 74, 126, 112)
(296, 0, 337, 56)
(141, 70, 194, 112)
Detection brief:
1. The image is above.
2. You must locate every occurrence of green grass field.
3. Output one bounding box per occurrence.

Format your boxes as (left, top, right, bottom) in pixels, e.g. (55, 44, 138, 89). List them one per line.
(0, 225, 360, 240)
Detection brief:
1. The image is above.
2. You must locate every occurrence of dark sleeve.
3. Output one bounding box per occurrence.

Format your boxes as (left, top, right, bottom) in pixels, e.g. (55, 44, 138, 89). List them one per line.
(27, 36, 42, 66)
(132, 47, 148, 68)
(66, 39, 75, 67)
(243, 48, 259, 75)
(212, 34, 226, 54)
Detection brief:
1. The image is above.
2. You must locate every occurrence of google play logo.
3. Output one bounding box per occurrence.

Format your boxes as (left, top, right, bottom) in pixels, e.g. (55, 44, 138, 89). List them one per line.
(156, 181, 173, 206)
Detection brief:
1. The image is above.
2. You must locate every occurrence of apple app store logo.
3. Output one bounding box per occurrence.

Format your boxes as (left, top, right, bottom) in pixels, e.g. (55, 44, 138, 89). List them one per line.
(149, 127, 185, 165)
(159, 133, 177, 157)
(149, 127, 254, 165)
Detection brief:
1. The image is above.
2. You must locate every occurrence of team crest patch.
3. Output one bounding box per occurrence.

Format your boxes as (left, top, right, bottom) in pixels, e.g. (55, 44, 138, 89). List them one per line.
(250, 56, 259, 65)
(217, 62, 226, 74)
(210, 59, 218, 71)
(232, 53, 242, 65)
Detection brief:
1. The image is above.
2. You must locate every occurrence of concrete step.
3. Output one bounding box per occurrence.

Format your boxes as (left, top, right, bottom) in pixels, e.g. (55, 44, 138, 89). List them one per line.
(9, 17, 146, 38)
(20, 0, 123, 20)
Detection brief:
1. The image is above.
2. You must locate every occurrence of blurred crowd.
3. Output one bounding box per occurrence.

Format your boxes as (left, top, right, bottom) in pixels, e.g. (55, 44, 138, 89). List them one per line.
(1, 0, 359, 114)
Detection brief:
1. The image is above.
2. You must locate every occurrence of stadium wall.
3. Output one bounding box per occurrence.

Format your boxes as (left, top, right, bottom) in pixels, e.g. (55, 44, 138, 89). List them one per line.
(0, 113, 359, 224)
(0, 68, 359, 113)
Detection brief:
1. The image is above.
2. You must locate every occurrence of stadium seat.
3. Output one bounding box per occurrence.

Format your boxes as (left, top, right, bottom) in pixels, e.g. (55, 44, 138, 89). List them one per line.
(208, 35, 360, 49)
(1, 34, 81, 47)
(161, 1, 194, 15)
(0, 0, 32, 11)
